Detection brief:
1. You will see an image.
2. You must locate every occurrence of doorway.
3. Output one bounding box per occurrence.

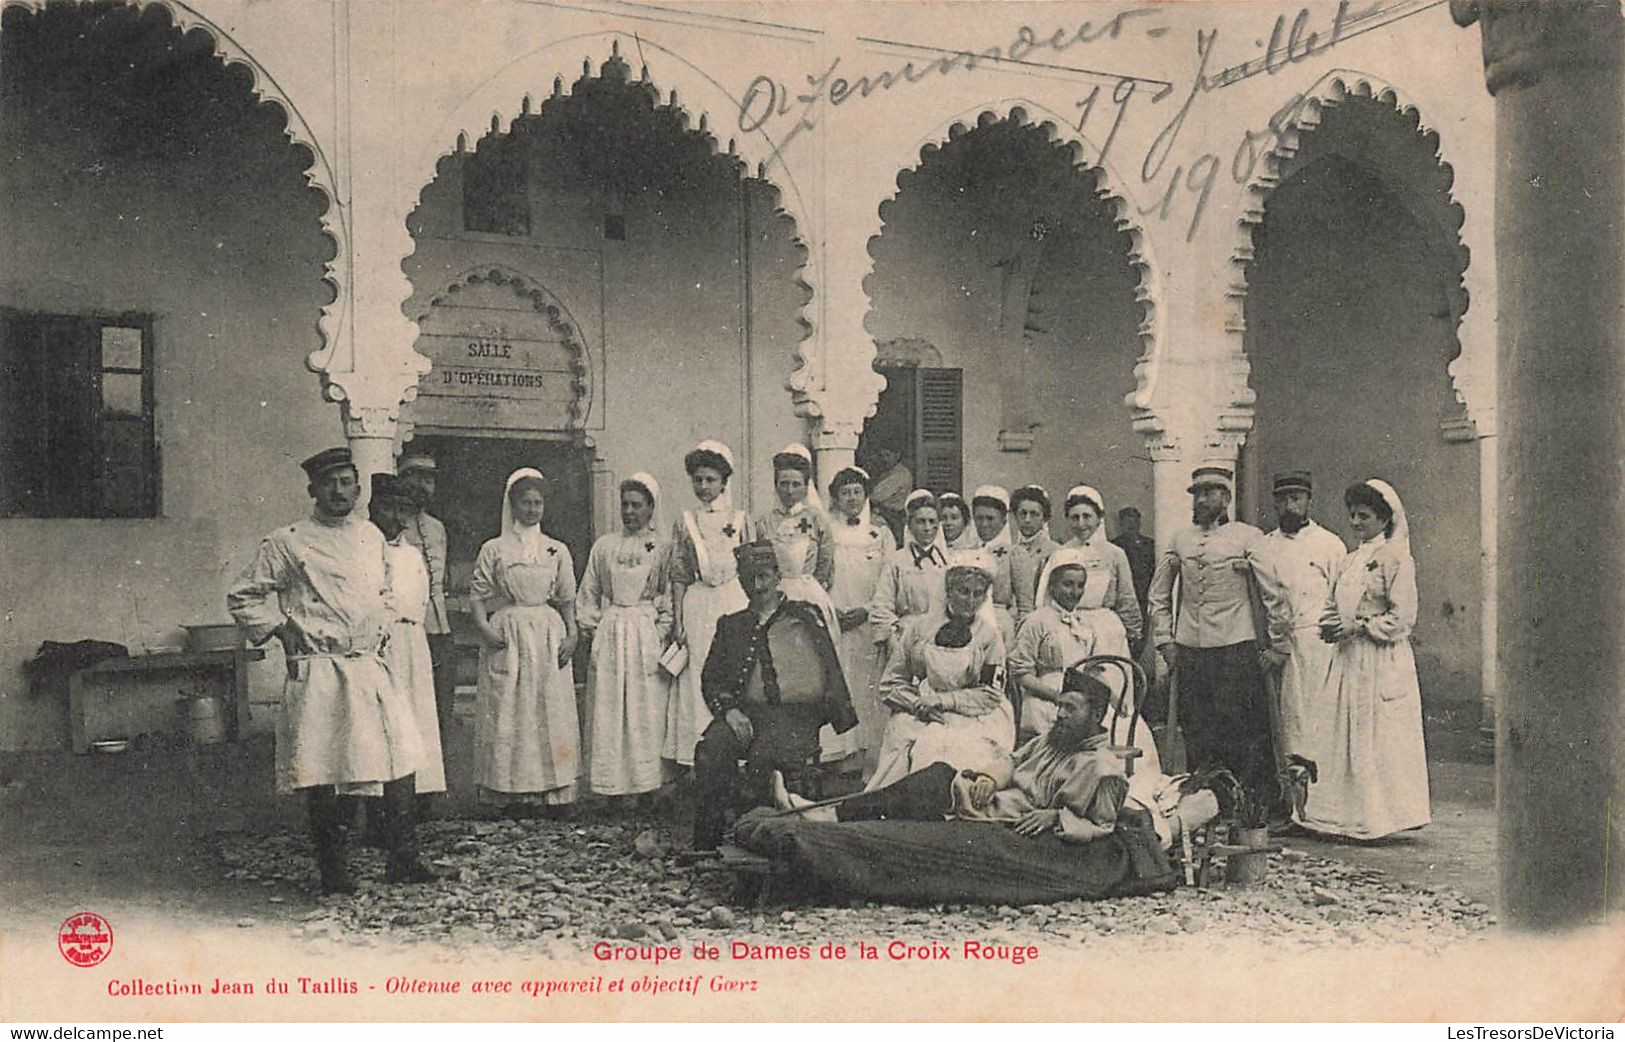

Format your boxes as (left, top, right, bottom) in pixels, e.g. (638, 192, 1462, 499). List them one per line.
(403, 433, 594, 597)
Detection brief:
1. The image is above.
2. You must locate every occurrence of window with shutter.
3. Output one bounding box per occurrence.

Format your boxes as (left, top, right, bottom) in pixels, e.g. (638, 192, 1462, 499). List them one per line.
(0, 310, 159, 518)
(914, 367, 963, 494)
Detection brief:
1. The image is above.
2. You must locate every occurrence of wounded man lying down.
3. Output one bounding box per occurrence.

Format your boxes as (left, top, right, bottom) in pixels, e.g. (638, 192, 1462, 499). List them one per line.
(773, 668, 1219, 848)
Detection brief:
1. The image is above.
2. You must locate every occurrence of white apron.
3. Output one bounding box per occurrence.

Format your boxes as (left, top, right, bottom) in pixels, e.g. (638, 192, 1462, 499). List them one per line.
(584, 537, 668, 795)
(383, 540, 445, 792)
(831, 519, 890, 773)
(665, 509, 749, 766)
(769, 511, 850, 761)
(868, 638, 1015, 790)
(475, 552, 579, 802)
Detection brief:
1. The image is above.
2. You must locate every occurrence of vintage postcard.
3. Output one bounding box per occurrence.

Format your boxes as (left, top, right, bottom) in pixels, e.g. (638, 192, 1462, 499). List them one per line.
(1, 0, 1622, 1024)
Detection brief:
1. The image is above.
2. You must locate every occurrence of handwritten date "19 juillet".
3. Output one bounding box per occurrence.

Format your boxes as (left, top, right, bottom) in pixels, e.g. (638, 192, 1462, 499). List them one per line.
(735, 2, 1356, 243)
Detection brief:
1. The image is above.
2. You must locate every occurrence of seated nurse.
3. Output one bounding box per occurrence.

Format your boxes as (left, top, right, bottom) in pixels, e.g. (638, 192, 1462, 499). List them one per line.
(865, 547, 1015, 792)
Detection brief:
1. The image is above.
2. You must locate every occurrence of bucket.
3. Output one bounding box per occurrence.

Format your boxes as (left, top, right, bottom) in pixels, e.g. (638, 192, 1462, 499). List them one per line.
(1224, 824, 1271, 886)
(180, 697, 227, 745)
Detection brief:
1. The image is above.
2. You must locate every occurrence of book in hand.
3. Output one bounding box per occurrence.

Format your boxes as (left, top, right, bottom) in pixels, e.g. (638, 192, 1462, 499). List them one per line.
(657, 641, 689, 678)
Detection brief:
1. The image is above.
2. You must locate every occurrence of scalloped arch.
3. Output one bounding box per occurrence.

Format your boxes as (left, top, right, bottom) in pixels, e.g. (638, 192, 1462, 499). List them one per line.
(405, 40, 816, 425)
(860, 102, 1162, 437)
(416, 264, 595, 434)
(1222, 70, 1482, 443)
(2, 0, 349, 387)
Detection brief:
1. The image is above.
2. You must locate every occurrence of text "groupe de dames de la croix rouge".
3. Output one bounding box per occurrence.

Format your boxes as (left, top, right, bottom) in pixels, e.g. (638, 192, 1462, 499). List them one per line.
(593, 940, 1042, 964)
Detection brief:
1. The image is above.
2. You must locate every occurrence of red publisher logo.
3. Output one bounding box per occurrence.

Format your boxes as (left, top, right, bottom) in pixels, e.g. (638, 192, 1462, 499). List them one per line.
(58, 912, 113, 968)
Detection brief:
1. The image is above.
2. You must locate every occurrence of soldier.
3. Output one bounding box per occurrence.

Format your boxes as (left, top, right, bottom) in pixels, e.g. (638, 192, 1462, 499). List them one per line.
(228, 448, 439, 894)
(1146, 465, 1275, 806)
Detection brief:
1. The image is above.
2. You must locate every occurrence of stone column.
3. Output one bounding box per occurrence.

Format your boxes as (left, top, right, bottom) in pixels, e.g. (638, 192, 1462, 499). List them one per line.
(342, 404, 401, 508)
(1453, 0, 1625, 929)
(811, 422, 859, 493)
(319, 2, 432, 512)
(1148, 448, 1191, 552)
(1476, 426, 1499, 753)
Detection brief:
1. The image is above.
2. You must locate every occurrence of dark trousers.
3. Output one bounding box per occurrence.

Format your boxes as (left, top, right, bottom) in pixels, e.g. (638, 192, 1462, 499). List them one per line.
(1176, 641, 1276, 804)
(692, 707, 822, 850)
(308, 776, 425, 891)
(834, 762, 958, 823)
(427, 633, 457, 739)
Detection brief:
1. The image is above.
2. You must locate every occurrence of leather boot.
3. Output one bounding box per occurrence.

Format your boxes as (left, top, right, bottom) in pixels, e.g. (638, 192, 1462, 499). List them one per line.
(306, 787, 355, 895)
(382, 775, 444, 884)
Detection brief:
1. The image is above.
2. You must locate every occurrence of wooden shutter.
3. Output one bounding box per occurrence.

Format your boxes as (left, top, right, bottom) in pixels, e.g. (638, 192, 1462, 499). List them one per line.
(914, 367, 963, 493)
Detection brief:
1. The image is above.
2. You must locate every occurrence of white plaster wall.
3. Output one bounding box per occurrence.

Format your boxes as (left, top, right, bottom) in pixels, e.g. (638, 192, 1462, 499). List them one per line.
(0, 7, 336, 748)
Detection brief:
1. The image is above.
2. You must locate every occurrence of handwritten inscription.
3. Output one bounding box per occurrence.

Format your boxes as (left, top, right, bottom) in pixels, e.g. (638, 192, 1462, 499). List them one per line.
(737, 9, 1164, 170)
(739, 2, 1374, 242)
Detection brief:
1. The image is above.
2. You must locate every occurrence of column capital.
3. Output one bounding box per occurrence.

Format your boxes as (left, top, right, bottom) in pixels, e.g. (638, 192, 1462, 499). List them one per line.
(340, 400, 402, 441)
(810, 421, 862, 453)
(1451, 0, 1624, 95)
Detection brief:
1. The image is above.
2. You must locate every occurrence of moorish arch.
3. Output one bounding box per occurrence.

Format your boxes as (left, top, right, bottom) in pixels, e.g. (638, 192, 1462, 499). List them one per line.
(1233, 73, 1485, 712)
(2, 0, 347, 392)
(862, 106, 1161, 514)
(1221, 71, 1490, 438)
(851, 102, 1164, 447)
(408, 38, 820, 427)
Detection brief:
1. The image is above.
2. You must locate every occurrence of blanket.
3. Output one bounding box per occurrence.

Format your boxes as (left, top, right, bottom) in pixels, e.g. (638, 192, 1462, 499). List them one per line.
(732, 808, 1177, 905)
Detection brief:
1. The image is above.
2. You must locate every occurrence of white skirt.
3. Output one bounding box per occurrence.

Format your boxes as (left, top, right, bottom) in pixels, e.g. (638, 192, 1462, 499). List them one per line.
(1297, 636, 1430, 839)
(664, 580, 747, 767)
(584, 602, 669, 795)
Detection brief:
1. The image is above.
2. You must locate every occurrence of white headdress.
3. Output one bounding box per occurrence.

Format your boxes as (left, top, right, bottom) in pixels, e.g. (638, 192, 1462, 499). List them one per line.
(829, 464, 873, 528)
(1034, 543, 1090, 612)
(501, 467, 546, 557)
(1064, 484, 1109, 547)
(774, 442, 823, 512)
(901, 489, 948, 562)
(622, 471, 661, 534)
(944, 546, 999, 629)
(1365, 478, 1410, 555)
(688, 439, 737, 515)
(970, 484, 1012, 551)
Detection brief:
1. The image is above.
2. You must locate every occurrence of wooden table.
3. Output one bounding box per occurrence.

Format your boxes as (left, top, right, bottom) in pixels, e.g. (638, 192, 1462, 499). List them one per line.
(68, 648, 265, 754)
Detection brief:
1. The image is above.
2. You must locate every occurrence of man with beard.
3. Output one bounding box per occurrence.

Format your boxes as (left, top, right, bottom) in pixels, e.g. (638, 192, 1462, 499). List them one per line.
(691, 540, 858, 850)
(771, 668, 1219, 848)
(396, 454, 455, 751)
(1146, 466, 1276, 809)
(1254, 471, 1347, 765)
(228, 448, 438, 894)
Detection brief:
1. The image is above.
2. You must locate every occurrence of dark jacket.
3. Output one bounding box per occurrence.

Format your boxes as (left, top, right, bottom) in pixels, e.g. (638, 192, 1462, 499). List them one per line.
(701, 597, 858, 734)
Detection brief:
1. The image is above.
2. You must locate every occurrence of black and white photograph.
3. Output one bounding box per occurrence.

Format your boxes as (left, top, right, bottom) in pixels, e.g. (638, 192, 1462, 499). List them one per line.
(0, 0, 1621, 1025)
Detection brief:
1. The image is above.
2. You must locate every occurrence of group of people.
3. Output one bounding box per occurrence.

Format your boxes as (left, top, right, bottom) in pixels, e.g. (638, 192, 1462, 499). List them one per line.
(228, 438, 1430, 896)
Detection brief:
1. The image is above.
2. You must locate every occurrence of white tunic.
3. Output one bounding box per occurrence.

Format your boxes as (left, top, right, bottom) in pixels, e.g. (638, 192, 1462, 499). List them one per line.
(1255, 520, 1347, 760)
(383, 537, 446, 792)
(228, 513, 424, 795)
(830, 515, 893, 771)
(1300, 535, 1431, 839)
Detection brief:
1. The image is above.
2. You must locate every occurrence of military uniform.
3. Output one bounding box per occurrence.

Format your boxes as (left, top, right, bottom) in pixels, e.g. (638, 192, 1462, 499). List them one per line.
(692, 591, 857, 849)
(1146, 467, 1275, 800)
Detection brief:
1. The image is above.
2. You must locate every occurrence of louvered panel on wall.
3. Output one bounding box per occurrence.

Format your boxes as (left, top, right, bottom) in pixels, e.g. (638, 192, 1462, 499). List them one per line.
(914, 367, 963, 494)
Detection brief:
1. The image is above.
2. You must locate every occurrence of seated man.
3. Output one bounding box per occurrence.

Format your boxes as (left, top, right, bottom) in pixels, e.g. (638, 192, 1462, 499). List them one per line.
(773, 668, 1218, 849)
(692, 539, 858, 850)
